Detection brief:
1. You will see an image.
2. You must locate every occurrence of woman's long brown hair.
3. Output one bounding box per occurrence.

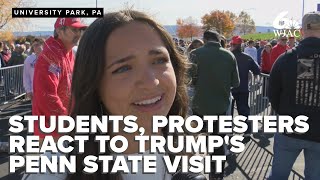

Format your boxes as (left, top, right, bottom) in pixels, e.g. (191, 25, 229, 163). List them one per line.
(68, 10, 190, 180)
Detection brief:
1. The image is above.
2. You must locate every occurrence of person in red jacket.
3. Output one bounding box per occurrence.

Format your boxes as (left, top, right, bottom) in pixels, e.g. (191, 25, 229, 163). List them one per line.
(32, 18, 87, 141)
(261, 43, 273, 97)
(270, 35, 289, 68)
(261, 43, 273, 73)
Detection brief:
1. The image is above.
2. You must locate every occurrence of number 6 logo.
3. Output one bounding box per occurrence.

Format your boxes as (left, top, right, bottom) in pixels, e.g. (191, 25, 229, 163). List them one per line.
(273, 11, 290, 29)
(273, 11, 301, 30)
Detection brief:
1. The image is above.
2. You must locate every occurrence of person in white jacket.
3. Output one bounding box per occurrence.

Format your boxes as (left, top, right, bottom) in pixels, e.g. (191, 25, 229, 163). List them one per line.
(23, 42, 43, 100)
(244, 40, 258, 63)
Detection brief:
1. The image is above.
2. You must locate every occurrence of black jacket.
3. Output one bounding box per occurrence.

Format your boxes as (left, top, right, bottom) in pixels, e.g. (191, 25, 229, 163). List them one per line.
(268, 37, 320, 142)
(232, 49, 261, 93)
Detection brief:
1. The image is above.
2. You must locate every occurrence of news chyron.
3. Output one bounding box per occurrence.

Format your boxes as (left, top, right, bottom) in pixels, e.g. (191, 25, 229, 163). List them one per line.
(12, 8, 103, 18)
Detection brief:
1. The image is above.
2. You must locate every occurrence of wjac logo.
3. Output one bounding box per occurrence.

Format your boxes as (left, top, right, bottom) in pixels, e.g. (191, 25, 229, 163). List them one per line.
(273, 11, 301, 38)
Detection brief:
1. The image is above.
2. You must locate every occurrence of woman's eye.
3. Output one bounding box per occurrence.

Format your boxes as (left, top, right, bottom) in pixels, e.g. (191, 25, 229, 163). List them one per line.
(112, 65, 131, 74)
(153, 58, 168, 65)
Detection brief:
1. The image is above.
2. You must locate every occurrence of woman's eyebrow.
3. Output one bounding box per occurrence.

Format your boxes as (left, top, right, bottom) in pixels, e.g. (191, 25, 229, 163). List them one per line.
(106, 48, 167, 69)
(149, 48, 167, 55)
(106, 55, 135, 69)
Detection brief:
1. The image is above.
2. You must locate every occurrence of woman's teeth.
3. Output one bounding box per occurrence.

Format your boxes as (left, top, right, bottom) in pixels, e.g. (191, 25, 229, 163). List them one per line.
(134, 96, 161, 105)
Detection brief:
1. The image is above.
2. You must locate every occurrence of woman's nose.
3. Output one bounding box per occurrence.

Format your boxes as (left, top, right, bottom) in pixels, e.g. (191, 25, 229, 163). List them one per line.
(136, 68, 159, 89)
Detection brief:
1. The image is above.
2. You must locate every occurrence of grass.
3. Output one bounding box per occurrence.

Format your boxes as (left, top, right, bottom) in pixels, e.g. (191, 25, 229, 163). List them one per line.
(241, 31, 301, 40)
(242, 32, 275, 40)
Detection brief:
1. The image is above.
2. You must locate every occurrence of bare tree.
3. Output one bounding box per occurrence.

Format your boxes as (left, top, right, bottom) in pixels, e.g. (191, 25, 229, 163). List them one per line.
(236, 11, 256, 35)
(0, 0, 36, 31)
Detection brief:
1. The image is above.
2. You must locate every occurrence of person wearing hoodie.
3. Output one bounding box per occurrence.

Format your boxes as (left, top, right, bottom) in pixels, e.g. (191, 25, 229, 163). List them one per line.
(32, 17, 87, 142)
(268, 12, 320, 180)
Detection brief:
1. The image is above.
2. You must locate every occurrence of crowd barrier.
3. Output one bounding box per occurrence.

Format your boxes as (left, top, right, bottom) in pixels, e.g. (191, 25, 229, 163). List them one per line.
(248, 73, 275, 116)
(0, 65, 273, 116)
(0, 65, 25, 104)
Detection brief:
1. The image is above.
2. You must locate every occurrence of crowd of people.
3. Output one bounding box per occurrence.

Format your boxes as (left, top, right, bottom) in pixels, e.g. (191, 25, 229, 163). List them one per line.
(175, 34, 298, 75)
(182, 12, 320, 180)
(0, 9, 317, 180)
(0, 41, 32, 68)
(0, 38, 45, 98)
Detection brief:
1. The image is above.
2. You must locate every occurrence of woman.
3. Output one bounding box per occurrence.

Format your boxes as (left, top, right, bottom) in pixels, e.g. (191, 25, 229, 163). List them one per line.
(261, 43, 272, 97)
(21, 10, 206, 180)
(68, 10, 200, 180)
(261, 43, 272, 74)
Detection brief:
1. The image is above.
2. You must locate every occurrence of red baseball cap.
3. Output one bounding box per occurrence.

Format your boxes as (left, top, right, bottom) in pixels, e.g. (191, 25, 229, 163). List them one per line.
(54, 18, 87, 29)
(231, 36, 243, 45)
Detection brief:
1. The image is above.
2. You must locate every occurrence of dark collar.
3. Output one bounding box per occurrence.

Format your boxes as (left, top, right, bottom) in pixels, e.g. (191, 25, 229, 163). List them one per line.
(205, 41, 221, 47)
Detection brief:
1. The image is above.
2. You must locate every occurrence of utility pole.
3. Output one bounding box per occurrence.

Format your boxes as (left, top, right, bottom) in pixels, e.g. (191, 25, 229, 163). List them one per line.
(96, 0, 97, 8)
(302, 0, 305, 19)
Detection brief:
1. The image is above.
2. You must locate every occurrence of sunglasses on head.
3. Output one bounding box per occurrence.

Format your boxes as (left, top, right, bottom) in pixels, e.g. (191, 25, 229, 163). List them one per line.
(68, 27, 84, 34)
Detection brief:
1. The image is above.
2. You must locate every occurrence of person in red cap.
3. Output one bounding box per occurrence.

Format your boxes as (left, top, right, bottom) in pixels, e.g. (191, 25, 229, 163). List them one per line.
(230, 35, 260, 137)
(231, 35, 242, 46)
(32, 18, 87, 142)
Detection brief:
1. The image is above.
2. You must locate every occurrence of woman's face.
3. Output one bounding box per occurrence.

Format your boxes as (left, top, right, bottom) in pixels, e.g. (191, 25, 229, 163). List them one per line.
(265, 45, 272, 53)
(100, 21, 177, 128)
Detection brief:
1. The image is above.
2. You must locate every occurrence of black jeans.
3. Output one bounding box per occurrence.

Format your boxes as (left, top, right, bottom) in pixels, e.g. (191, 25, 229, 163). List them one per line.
(231, 92, 251, 133)
(193, 110, 226, 178)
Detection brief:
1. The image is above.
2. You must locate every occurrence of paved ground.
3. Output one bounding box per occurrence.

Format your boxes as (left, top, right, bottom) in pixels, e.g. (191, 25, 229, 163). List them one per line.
(221, 133, 305, 180)
(0, 100, 306, 180)
(0, 100, 31, 180)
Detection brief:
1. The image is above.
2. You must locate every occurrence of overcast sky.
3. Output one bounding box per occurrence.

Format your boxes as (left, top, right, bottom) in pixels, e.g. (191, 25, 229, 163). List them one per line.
(27, 0, 320, 31)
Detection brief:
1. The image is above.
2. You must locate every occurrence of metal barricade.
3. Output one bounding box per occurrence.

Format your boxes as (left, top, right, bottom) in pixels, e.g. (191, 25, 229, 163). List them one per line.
(248, 73, 275, 116)
(0, 65, 25, 103)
